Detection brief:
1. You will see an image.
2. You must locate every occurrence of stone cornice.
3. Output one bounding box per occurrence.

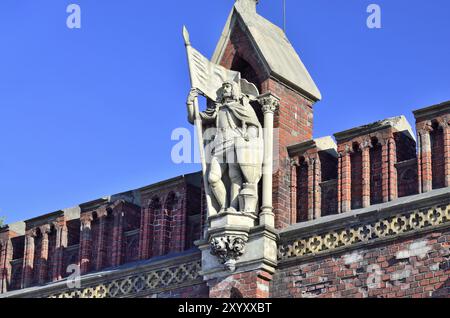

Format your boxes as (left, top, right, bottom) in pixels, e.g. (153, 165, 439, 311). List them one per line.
(413, 100, 450, 121)
(24, 211, 64, 230)
(334, 116, 415, 143)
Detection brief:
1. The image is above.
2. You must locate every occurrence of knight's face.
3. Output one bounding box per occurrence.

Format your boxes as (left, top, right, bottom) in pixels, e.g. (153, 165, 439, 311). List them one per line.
(222, 83, 233, 98)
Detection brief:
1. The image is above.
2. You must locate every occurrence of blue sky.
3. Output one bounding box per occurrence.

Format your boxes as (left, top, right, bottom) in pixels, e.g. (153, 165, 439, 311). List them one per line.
(0, 0, 449, 224)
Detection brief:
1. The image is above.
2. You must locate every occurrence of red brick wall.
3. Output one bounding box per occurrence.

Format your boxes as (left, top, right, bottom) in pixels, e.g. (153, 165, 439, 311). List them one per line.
(208, 270, 272, 298)
(272, 229, 450, 298)
(155, 283, 209, 298)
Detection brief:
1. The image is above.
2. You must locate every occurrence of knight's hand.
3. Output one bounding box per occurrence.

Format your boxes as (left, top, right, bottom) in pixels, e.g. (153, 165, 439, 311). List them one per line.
(187, 88, 199, 104)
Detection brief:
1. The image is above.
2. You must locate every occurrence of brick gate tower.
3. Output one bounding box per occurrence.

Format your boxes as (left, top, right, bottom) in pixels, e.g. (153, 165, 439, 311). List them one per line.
(1, 0, 449, 299)
(196, 0, 322, 298)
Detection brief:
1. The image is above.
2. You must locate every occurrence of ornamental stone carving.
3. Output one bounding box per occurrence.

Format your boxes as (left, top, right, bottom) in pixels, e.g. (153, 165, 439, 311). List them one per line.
(210, 235, 248, 272)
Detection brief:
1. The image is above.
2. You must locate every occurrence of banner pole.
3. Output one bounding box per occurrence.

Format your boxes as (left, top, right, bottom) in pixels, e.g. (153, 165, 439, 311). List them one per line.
(183, 26, 216, 226)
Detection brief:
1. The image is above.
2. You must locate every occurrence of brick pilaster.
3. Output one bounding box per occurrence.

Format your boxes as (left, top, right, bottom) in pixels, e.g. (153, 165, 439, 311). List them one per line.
(388, 137, 398, 201)
(418, 125, 433, 193)
(0, 240, 5, 293)
(79, 215, 93, 275)
(153, 199, 170, 257)
(381, 139, 390, 202)
(290, 158, 299, 224)
(21, 232, 35, 289)
(361, 141, 371, 208)
(339, 148, 352, 213)
(94, 211, 107, 271)
(52, 221, 67, 282)
(37, 225, 50, 285)
(443, 120, 450, 187)
(0, 239, 13, 293)
(314, 155, 322, 220)
(112, 209, 124, 267)
(139, 207, 154, 260)
(307, 157, 315, 221)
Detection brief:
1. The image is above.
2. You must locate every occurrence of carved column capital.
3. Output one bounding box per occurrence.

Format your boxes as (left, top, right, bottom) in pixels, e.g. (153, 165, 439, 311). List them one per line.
(210, 235, 248, 272)
(290, 157, 300, 167)
(338, 144, 352, 157)
(39, 225, 51, 240)
(26, 228, 39, 238)
(258, 93, 280, 114)
(436, 116, 450, 130)
(80, 214, 94, 230)
(417, 120, 433, 134)
(360, 139, 373, 150)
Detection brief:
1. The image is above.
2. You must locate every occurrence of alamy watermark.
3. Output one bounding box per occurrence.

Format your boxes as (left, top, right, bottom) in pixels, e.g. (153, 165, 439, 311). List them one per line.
(66, 4, 81, 29)
(367, 4, 382, 29)
(66, 264, 81, 289)
(170, 127, 281, 173)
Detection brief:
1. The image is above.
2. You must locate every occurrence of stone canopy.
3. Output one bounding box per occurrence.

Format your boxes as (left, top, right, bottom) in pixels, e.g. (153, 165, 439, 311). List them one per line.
(212, 0, 322, 101)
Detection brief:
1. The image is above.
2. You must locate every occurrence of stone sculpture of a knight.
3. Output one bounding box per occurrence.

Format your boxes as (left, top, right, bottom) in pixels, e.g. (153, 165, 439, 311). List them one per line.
(186, 81, 263, 215)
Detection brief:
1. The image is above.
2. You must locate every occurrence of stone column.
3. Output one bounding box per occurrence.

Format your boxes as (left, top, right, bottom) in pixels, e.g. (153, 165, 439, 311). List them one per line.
(79, 215, 93, 275)
(361, 140, 371, 208)
(418, 125, 433, 193)
(37, 225, 51, 285)
(259, 93, 279, 227)
(339, 147, 352, 213)
(21, 231, 35, 289)
(442, 119, 450, 187)
(290, 158, 299, 224)
(52, 221, 67, 282)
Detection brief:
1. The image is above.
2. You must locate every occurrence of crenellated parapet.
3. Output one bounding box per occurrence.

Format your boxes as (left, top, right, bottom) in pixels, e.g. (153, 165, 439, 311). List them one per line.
(0, 173, 203, 295)
(287, 102, 449, 227)
(414, 101, 450, 192)
(288, 137, 338, 223)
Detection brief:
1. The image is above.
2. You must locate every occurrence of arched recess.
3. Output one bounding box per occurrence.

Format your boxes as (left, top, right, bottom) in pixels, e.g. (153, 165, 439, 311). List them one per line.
(430, 120, 445, 189)
(370, 137, 383, 205)
(230, 287, 244, 298)
(296, 157, 309, 222)
(351, 142, 363, 210)
(32, 228, 42, 285)
(163, 192, 178, 255)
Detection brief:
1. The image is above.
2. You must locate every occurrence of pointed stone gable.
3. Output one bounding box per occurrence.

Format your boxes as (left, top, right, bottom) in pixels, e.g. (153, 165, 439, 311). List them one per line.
(212, 0, 322, 101)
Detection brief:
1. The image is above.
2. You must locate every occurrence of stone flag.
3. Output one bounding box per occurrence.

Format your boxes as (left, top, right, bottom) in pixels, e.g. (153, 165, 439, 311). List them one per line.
(183, 26, 240, 101)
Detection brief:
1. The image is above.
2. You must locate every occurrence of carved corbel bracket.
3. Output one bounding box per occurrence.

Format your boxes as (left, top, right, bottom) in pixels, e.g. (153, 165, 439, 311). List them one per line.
(210, 234, 248, 272)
